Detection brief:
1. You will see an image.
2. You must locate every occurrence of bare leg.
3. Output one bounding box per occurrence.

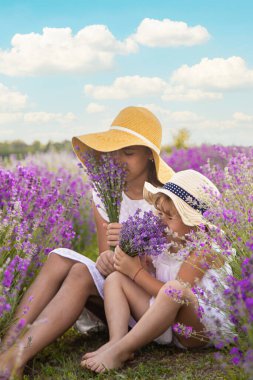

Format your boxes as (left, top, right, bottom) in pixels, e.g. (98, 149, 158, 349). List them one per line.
(84, 280, 208, 373)
(1, 253, 77, 348)
(83, 271, 150, 360)
(0, 263, 100, 376)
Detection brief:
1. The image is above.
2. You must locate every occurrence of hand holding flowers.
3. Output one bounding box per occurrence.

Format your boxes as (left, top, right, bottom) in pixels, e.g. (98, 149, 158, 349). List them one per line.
(95, 250, 115, 277)
(114, 246, 142, 280)
(104, 222, 122, 248)
(96, 222, 123, 276)
(119, 209, 168, 257)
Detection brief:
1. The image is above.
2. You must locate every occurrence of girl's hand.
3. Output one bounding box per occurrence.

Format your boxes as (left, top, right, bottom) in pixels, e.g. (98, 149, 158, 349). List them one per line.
(103, 223, 122, 247)
(114, 245, 142, 279)
(96, 250, 115, 276)
(140, 255, 155, 274)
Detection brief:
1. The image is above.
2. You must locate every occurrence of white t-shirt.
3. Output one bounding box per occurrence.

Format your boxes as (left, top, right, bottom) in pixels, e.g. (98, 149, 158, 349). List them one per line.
(92, 190, 154, 222)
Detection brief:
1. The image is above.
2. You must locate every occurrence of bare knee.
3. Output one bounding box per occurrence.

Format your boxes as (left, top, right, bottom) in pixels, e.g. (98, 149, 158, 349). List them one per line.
(105, 271, 126, 284)
(104, 271, 127, 290)
(159, 280, 187, 301)
(67, 263, 94, 288)
(45, 252, 75, 270)
(38, 253, 74, 281)
(160, 280, 196, 307)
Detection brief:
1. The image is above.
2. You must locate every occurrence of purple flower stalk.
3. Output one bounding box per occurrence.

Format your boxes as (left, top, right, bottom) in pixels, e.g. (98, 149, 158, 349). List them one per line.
(119, 209, 168, 257)
(0, 158, 95, 337)
(82, 151, 127, 223)
(172, 322, 193, 339)
(165, 287, 184, 304)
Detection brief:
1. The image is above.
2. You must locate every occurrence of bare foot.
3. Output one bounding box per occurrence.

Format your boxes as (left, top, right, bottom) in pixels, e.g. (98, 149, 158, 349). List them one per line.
(82, 341, 135, 362)
(82, 340, 116, 360)
(80, 344, 132, 373)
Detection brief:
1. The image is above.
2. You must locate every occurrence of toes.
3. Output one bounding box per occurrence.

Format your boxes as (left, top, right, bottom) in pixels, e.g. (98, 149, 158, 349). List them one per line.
(80, 356, 108, 373)
(80, 358, 98, 372)
(83, 351, 96, 360)
(100, 362, 107, 373)
(88, 359, 99, 372)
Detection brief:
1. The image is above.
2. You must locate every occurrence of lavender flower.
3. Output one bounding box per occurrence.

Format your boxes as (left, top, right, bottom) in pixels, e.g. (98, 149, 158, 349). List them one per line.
(162, 144, 252, 175)
(82, 150, 127, 223)
(0, 155, 95, 339)
(172, 323, 193, 339)
(165, 287, 184, 304)
(119, 209, 168, 257)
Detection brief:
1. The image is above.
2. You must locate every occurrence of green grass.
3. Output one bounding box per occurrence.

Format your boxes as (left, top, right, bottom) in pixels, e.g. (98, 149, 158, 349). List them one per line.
(23, 328, 230, 380)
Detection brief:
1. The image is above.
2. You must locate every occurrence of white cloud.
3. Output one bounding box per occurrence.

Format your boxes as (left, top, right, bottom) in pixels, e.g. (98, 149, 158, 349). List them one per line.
(0, 26, 138, 76)
(171, 56, 253, 89)
(142, 103, 253, 132)
(0, 112, 23, 124)
(131, 18, 210, 47)
(85, 75, 222, 102)
(0, 19, 211, 77)
(142, 104, 203, 123)
(0, 111, 76, 125)
(168, 111, 203, 123)
(162, 85, 222, 101)
(86, 102, 106, 113)
(23, 111, 76, 124)
(0, 83, 28, 110)
(0, 127, 14, 136)
(84, 75, 167, 99)
(233, 112, 253, 122)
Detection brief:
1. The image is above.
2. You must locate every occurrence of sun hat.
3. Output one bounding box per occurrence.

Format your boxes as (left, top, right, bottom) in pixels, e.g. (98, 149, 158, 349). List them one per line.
(143, 169, 220, 227)
(72, 106, 174, 184)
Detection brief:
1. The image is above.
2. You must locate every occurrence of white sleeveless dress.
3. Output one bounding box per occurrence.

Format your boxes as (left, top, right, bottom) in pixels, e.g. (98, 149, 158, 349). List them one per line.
(50, 191, 153, 332)
(151, 249, 233, 346)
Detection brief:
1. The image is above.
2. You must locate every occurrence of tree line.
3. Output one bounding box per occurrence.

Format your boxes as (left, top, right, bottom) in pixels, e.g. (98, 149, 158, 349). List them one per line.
(0, 140, 72, 159)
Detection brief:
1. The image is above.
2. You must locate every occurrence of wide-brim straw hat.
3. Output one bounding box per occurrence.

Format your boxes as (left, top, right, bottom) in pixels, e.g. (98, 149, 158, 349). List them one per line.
(72, 106, 174, 184)
(143, 169, 220, 227)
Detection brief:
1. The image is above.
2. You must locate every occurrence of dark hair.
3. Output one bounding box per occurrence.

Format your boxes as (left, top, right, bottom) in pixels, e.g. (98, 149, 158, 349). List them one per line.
(147, 151, 163, 187)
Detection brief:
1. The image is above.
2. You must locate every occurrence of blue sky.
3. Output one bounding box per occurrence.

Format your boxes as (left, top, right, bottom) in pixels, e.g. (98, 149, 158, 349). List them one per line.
(0, 0, 253, 146)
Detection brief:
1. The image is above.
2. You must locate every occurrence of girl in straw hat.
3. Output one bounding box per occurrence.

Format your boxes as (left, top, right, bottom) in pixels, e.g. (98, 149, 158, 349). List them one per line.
(81, 169, 233, 373)
(0, 106, 174, 377)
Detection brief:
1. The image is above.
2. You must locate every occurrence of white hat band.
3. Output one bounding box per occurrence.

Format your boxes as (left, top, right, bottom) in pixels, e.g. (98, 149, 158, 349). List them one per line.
(110, 126, 160, 155)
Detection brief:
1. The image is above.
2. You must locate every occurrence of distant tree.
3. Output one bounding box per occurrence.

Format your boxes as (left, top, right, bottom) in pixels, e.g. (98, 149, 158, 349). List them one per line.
(163, 128, 190, 153)
(172, 128, 190, 149)
(30, 141, 42, 154)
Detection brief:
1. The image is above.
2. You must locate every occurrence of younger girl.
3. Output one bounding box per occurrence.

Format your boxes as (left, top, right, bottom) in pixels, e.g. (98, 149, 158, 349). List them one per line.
(81, 169, 232, 373)
(0, 106, 174, 378)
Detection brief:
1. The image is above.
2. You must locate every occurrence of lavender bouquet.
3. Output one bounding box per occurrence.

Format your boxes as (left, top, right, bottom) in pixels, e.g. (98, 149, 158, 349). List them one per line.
(119, 209, 168, 257)
(82, 151, 127, 223)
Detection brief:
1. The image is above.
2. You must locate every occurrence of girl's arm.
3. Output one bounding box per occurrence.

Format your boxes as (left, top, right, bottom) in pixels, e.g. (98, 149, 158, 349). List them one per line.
(93, 201, 114, 276)
(93, 201, 109, 254)
(132, 268, 164, 297)
(114, 246, 164, 297)
(176, 248, 216, 287)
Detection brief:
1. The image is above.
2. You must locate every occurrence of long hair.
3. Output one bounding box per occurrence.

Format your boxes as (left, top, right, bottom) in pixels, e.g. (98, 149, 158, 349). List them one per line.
(147, 149, 163, 187)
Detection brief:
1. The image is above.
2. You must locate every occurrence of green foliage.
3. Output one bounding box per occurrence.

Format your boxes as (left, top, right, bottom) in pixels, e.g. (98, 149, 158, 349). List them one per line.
(0, 140, 72, 159)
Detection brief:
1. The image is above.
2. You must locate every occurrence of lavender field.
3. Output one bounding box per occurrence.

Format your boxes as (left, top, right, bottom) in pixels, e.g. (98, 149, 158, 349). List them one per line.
(1, 145, 253, 379)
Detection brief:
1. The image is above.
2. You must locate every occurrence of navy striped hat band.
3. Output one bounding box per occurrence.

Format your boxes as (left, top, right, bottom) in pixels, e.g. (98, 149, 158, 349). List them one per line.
(163, 182, 207, 214)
